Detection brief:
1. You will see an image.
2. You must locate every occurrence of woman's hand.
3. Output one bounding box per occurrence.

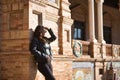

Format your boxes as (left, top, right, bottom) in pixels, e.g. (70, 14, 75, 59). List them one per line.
(46, 55, 51, 62)
(44, 27, 50, 30)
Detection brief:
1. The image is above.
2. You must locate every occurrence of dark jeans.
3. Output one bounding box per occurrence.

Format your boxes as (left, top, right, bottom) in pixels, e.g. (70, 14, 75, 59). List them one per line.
(38, 62, 56, 80)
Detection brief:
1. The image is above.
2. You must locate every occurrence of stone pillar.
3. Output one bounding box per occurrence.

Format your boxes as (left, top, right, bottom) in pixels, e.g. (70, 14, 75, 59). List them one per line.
(95, 0, 105, 44)
(0, 0, 36, 80)
(88, 0, 99, 58)
(88, 0, 97, 43)
(103, 61, 107, 80)
(94, 62, 104, 80)
(58, 0, 73, 55)
(95, 0, 106, 58)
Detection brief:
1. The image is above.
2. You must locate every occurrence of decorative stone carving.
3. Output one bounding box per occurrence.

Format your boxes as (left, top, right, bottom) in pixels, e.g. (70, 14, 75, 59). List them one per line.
(112, 45, 120, 58)
(72, 62, 94, 80)
(45, 12, 59, 22)
(73, 41, 82, 57)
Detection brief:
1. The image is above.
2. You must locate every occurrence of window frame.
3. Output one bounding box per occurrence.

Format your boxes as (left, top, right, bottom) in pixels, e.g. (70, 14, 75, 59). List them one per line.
(73, 20, 86, 40)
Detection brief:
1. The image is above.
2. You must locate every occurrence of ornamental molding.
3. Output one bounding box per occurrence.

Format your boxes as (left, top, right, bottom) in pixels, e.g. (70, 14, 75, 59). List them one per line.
(112, 45, 120, 58)
(30, 0, 47, 3)
(30, 0, 59, 9)
(63, 17, 73, 25)
(45, 12, 59, 22)
(73, 41, 82, 57)
(30, 0, 47, 7)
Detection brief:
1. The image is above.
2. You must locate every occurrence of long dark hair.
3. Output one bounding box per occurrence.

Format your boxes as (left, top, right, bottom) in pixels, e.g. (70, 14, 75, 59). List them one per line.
(33, 25, 46, 43)
(33, 25, 44, 38)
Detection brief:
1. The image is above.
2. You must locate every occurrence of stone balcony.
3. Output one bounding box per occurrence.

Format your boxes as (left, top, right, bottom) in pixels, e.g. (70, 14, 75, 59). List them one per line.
(72, 40, 120, 62)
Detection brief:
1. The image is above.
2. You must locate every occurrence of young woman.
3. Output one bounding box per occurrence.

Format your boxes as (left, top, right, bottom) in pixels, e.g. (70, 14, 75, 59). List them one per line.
(29, 25, 56, 80)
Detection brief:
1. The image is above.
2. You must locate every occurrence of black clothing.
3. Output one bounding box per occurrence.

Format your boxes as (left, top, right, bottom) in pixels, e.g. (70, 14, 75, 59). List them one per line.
(30, 28, 56, 63)
(29, 28, 56, 80)
(38, 62, 55, 80)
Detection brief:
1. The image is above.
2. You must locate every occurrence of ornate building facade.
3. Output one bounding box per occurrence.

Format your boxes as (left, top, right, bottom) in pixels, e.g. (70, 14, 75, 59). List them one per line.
(0, 0, 120, 80)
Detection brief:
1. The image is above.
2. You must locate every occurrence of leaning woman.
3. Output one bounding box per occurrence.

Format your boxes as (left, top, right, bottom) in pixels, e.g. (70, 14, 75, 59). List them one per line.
(29, 25, 56, 80)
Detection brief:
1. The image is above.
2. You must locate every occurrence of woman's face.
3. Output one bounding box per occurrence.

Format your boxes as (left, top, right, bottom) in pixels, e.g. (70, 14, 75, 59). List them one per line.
(40, 28, 46, 37)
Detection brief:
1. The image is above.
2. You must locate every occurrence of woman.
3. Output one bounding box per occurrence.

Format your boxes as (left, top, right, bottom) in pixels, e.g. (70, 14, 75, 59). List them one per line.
(29, 25, 56, 80)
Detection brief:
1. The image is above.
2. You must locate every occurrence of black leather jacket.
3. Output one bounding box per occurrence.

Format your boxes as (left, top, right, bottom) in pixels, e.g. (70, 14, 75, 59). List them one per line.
(29, 28, 56, 63)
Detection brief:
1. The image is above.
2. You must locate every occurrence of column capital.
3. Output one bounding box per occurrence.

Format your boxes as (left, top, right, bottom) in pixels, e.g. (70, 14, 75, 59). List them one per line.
(95, 0, 104, 3)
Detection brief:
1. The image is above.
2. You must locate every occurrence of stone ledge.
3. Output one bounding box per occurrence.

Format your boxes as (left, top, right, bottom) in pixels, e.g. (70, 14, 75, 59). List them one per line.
(0, 51, 31, 56)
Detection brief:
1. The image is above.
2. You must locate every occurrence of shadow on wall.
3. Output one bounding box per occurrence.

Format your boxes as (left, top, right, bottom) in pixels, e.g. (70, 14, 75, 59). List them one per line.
(30, 57, 38, 80)
(29, 29, 37, 80)
(29, 29, 34, 41)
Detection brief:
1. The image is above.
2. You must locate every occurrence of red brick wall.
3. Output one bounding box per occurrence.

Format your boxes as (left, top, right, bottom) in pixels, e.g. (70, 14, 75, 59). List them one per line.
(0, 53, 37, 80)
(0, 0, 33, 80)
(35, 57, 73, 80)
(53, 58, 73, 80)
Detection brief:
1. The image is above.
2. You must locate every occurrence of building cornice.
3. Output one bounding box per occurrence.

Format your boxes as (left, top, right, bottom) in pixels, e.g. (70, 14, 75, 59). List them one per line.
(45, 11, 59, 22)
(29, 0, 47, 7)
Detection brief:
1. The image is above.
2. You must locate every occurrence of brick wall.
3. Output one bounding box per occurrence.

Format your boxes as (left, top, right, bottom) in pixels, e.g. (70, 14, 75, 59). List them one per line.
(53, 58, 72, 80)
(0, 0, 29, 51)
(0, 53, 36, 80)
(0, 0, 33, 80)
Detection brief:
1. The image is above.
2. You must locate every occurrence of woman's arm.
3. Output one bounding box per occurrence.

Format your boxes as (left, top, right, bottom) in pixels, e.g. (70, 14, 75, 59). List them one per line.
(29, 38, 48, 62)
(48, 28, 56, 42)
(44, 27, 56, 43)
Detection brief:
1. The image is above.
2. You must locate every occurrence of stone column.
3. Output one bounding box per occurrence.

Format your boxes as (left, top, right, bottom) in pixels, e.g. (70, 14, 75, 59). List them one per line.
(96, 0, 106, 58)
(58, 0, 73, 55)
(88, 0, 97, 43)
(88, 0, 99, 58)
(95, 0, 105, 44)
(103, 61, 107, 80)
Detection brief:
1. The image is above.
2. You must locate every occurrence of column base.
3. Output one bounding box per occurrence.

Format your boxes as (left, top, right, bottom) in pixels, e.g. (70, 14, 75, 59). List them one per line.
(90, 42, 100, 58)
(102, 40, 106, 44)
(101, 43, 106, 58)
(89, 38, 97, 43)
